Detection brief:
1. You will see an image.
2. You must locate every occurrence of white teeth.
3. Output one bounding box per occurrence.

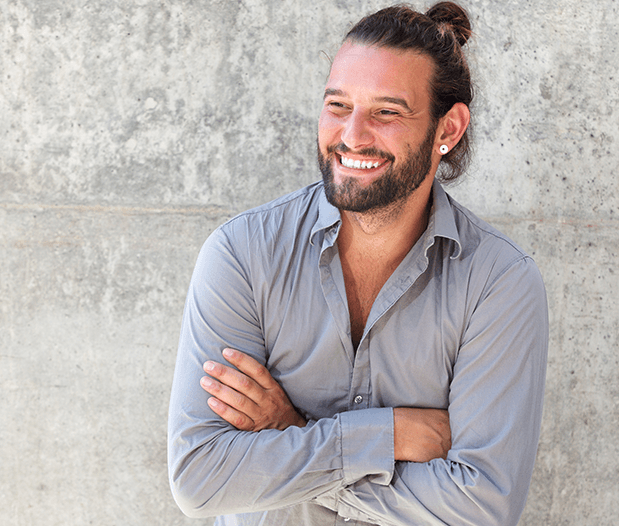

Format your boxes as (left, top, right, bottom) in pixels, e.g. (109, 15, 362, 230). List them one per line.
(341, 156, 381, 169)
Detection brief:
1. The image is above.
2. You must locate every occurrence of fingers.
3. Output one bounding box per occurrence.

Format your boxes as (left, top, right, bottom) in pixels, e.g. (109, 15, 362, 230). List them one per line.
(200, 372, 257, 412)
(201, 348, 307, 432)
(220, 348, 276, 390)
(200, 372, 261, 430)
(203, 358, 259, 399)
(201, 348, 276, 403)
(200, 349, 269, 430)
(206, 393, 255, 431)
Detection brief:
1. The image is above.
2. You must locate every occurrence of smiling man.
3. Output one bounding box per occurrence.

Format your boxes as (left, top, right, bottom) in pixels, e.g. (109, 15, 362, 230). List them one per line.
(168, 3, 548, 526)
(318, 45, 440, 215)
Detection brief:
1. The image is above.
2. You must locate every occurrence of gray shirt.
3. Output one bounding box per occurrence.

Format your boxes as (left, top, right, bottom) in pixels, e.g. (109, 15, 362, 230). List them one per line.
(168, 179, 548, 526)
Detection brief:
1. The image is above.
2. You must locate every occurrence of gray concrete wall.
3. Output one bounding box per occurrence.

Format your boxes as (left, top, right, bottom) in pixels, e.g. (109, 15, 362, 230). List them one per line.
(0, 0, 616, 524)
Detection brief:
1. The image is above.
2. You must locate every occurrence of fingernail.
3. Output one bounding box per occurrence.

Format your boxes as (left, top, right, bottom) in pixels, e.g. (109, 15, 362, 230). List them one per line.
(204, 361, 215, 371)
(208, 397, 222, 409)
(223, 348, 236, 359)
(201, 377, 213, 389)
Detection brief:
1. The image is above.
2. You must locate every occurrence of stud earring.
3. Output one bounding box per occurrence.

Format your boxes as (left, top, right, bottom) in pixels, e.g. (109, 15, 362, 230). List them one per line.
(439, 145, 449, 154)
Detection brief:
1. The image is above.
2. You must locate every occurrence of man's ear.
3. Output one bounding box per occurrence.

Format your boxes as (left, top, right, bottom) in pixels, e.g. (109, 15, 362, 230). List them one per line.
(435, 102, 470, 152)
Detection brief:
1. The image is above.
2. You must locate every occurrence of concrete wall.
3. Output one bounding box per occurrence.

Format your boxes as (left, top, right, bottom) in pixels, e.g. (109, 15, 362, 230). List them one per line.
(1, 0, 616, 524)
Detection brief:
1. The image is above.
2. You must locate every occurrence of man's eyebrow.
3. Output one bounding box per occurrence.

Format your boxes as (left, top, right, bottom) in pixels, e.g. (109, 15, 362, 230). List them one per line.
(323, 89, 412, 113)
(375, 96, 412, 113)
(323, 88, 345, 99)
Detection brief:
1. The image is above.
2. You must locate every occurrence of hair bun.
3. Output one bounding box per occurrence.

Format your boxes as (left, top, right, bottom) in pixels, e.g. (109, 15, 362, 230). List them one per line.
(426, 1, 472, 46)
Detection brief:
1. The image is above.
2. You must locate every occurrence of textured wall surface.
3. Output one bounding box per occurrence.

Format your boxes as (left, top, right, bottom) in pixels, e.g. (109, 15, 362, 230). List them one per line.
(1, 1, 617, 525)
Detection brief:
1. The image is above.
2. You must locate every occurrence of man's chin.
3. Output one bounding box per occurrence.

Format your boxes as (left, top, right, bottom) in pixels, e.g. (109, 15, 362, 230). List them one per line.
(323, 179, 387, 213)
(331, 162, 391, 190)
(318, 151, 402, 212)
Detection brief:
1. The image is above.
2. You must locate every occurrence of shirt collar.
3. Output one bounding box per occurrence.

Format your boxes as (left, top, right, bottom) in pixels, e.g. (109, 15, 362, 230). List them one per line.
(310, 186, 341, 246)
(427, 179, 462, 260)
(309, 180, 462, 259)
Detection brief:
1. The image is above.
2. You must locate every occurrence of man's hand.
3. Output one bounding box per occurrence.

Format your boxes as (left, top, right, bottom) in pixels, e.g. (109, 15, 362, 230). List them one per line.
(201, 348, 307, 432)
(393, 407, 451, 462)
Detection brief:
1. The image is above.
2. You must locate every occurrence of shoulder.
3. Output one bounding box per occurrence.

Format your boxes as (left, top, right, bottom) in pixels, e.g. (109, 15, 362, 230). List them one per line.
(439, 194, 547, 336)
(443, 193, 545, 297)
(201, 182, 325, 269)
(448, 194, 530, 266)
(219, 182, 323, 238)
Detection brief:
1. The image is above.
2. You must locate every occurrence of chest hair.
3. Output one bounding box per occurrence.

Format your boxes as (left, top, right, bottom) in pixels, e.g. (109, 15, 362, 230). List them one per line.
(340, 252, 400, 349)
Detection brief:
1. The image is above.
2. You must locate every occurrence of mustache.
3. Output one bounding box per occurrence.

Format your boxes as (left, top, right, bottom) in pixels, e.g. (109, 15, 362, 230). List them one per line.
(326, 143, 395, 162)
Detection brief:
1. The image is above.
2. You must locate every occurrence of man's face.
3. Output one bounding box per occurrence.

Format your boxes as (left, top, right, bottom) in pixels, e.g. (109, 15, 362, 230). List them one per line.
(317, 42, 440, 212)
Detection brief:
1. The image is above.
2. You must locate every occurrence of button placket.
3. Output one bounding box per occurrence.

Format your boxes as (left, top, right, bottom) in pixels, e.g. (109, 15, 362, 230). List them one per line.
(349, 337, 371, 410)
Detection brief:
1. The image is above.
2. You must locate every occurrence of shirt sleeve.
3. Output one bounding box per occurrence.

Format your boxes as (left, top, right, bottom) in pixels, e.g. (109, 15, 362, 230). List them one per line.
(313, 256, 549, 526)
(167, 226, 395, 518)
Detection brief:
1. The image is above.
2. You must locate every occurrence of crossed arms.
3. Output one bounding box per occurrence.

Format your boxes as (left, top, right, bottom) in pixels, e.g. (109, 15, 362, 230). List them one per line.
(168, 221, 549, 525)
(200, 347, 452, 464)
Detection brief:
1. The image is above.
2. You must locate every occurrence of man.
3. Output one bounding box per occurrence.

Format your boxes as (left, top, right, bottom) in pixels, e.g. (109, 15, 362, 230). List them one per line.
(168, 3, 548, 525)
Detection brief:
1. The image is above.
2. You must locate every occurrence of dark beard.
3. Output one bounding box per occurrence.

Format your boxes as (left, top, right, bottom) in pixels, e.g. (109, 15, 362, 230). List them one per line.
(317, 121, 436, 213)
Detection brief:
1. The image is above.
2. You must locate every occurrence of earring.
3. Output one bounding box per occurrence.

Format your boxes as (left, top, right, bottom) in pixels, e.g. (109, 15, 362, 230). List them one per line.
(439, 145, 449, 154)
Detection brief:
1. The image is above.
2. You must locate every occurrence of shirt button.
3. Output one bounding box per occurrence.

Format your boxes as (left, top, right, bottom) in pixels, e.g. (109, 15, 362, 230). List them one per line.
(354, 395, 363, 404)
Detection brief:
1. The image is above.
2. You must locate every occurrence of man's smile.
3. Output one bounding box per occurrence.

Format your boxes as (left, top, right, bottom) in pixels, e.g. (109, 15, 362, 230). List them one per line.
(339, 155, 387, 170)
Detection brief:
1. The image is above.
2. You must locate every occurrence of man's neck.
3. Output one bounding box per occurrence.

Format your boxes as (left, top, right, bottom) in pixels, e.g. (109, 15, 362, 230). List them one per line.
(338, 177, 434, 265)
(336, 176, 434, 350)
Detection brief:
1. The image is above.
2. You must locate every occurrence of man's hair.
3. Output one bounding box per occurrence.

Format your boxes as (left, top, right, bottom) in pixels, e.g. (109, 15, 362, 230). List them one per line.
(344, 2, 473, 182)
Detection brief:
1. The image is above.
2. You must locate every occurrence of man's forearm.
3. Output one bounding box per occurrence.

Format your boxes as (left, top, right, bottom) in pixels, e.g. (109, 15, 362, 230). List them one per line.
(200, 348, 450, 464)
(169, 401, 395, 518)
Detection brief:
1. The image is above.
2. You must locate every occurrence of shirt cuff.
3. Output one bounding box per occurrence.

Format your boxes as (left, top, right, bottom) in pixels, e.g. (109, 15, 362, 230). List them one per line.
(340, 407, 394, 486)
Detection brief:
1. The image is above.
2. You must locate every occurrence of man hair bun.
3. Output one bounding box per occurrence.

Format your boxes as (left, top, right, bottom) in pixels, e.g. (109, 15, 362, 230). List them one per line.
(426, 1, 472, 46)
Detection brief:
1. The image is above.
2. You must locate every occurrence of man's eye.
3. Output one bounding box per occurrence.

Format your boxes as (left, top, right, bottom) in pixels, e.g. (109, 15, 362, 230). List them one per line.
(378, 109, 399, 116)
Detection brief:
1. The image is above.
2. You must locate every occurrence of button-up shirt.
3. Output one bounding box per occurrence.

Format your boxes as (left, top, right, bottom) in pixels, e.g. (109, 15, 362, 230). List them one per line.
(168, 179, 548, 526)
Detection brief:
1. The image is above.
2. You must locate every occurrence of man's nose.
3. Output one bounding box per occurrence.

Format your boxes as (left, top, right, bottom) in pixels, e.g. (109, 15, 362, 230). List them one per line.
(340, 110, 374, 151)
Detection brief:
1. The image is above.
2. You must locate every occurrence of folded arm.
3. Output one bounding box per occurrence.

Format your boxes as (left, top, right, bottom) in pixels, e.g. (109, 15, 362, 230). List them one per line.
(201, 348, 451, 463)
(314, 257, 549, 526)
(168, 226, 548, 525)
(168, 228, 398, 518)
(201, 347, 308, 431)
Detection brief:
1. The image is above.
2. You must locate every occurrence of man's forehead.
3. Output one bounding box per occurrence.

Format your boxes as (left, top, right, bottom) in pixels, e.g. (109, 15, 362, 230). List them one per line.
(323, 42, 434, 107)
(329, 41, 430, 68)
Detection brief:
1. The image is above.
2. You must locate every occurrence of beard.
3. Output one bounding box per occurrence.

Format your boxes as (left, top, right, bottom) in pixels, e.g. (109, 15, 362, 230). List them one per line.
(317, 121, 436, 213)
